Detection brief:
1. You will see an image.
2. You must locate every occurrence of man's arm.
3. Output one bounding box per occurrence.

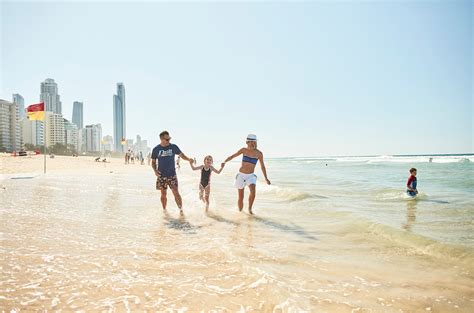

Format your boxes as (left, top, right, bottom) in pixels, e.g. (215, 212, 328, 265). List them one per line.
(151, 158, 161, 177)
(178, 152, 192, 162)
(258, 152, 271, 185)
(224, 148, 244, 163)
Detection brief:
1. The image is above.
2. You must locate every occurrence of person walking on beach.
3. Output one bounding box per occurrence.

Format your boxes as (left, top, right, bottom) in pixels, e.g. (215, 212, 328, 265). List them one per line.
(147, 152, 151, 165)
(223, 134, 271, 214)
(189, 155, 225, 211)
(151, 131, 193, 213)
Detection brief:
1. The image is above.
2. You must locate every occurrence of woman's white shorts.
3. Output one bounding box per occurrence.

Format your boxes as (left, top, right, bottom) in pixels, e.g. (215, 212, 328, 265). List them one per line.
(234, 172, 257, 189)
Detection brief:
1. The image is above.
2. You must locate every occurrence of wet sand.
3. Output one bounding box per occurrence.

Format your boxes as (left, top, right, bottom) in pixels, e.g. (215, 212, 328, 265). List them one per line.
(1, 154, 473, 311)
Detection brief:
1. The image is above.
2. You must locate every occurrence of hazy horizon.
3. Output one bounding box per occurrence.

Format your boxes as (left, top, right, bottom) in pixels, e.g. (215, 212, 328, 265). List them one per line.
(1, 1, 472, 159)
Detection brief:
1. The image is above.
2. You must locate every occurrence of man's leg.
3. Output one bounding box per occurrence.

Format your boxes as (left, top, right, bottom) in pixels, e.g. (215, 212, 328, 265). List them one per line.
(238, 188, 244, 211)
(170, 186, 183, 210)
(160, 188, 167, 210)
(248, 184, 256, 214)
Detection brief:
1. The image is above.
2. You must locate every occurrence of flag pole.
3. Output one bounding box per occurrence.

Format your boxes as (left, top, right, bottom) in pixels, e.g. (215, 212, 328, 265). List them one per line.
(43, 111, 46, 174)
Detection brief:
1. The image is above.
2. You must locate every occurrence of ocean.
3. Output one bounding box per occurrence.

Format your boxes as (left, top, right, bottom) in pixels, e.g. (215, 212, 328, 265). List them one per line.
(1, 154, 473, 311)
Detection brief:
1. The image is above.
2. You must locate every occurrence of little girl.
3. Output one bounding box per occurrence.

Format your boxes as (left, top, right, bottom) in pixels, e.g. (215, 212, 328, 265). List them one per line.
(189, 155, 225, 210)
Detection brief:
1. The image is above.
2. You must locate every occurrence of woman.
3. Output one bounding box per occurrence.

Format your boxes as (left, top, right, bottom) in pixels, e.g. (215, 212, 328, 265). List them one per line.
(223, 134, 271, 214)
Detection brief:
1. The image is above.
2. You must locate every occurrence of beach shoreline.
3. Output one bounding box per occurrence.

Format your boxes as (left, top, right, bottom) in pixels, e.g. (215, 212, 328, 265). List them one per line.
(1, 154, 473, 311)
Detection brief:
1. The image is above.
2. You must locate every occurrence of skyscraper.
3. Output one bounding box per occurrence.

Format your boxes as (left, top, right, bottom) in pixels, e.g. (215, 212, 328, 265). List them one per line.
(40, 78, 62, 114)
(0, 99, 21, 152)
(85, 124, 102, 152)
(72, 101, 83, 129)
(22, 119, 44, 146)
(44, 112, 65, 147)
(113, 83, 126, 152)
(64, 118, 79, 151)
(12, 94, 25, 120)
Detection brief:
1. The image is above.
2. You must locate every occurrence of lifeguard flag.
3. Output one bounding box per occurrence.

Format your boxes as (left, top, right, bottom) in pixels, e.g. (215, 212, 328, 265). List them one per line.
(26, 102, 45, 121)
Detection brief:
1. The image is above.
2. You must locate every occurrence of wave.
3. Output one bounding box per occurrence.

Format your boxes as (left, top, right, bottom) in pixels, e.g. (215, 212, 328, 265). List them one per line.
(373, 188, 428, 201)
(339, 219, 474, 265)
(276, 155, 474, 164)
(258, 185, 325, 202)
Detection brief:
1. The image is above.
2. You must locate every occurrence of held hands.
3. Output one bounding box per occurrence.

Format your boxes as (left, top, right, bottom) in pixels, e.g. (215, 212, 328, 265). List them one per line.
(220, 162, 226, 169)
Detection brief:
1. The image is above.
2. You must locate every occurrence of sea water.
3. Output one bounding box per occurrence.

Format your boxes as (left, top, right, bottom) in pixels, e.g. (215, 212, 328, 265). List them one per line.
(1, 154, 473, 311)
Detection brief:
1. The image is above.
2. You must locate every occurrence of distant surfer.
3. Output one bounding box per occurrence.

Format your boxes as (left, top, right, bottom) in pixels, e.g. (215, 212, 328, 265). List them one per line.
(406, 168, 418, 197)
(223, 134, 271, 215)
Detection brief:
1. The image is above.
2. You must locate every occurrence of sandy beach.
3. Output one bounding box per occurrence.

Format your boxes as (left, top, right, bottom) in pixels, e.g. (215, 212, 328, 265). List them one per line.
(1, 154, 473, 311)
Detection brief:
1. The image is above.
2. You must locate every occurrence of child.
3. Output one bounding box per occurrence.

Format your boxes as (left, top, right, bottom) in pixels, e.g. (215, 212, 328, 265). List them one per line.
(189, 155, 225, 210)
(406, 168, 418, 197)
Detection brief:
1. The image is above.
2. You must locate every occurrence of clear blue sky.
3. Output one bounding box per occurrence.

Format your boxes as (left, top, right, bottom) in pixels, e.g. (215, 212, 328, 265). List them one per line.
(1, 1, 472, 158)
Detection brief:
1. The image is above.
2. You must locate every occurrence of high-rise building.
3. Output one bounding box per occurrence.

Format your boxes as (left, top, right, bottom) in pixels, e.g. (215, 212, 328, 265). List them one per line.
(78, 128, 87, 153)
(113, 83, 126, 153)
(140, 139, 150, 154)
(125, 139, 134, 152)
(44, 111, 65, 147)
(40, 78, 62, 114)
(64, 118, 79, 151)
(72, 101, 83, 129)
(22, 119, 44, 146)
(0, 99, 21, 152)
(102, 135, 114, 152)
(12, 94, 25, 120)
(85, 124, 102, 152)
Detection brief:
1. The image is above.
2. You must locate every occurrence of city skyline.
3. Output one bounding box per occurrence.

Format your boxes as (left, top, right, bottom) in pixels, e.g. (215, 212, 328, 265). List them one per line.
(1, 1, 472, 158)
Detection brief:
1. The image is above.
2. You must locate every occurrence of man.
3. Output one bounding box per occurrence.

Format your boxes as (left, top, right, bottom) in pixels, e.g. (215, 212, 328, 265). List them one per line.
(151, 131, 193, 213)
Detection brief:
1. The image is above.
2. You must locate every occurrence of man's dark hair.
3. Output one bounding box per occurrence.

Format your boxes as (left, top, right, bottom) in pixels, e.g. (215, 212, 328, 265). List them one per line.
(409, 168, 417, 173)
(159, 131, 169, 139)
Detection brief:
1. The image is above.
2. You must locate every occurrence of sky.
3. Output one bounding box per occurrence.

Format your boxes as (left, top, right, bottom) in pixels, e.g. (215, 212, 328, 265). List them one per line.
(1, 0, 472, 159)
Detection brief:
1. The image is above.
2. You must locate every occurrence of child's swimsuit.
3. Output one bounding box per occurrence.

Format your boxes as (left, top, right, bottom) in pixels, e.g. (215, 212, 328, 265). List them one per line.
(200, 167, 211, 188)
(406, 175, 417, 197)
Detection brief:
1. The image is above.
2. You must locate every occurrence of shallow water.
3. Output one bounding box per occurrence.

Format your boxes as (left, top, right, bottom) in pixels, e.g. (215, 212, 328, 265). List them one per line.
(1, 155, 473, 311)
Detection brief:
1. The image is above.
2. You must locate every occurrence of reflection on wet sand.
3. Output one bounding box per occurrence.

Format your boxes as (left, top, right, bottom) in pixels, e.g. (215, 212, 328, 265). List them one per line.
(250, 215, 318, 241)
(403, 200, 417, 231)
(162, 210, 198, 233)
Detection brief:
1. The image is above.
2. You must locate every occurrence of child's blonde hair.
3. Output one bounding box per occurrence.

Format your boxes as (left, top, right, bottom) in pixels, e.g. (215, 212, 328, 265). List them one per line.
(204, 155, 213, 164)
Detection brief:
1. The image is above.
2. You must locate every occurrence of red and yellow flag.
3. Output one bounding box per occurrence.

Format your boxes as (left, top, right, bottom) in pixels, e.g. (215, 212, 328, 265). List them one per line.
(27, 102, 45, 121)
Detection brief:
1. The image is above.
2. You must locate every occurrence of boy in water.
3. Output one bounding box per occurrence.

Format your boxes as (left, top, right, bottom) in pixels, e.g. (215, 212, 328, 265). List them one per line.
(406, 168, 418, 197)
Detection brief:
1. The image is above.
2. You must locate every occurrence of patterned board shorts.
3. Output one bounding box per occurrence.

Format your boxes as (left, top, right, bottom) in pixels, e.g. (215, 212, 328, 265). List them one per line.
(156, 175, 178, 190)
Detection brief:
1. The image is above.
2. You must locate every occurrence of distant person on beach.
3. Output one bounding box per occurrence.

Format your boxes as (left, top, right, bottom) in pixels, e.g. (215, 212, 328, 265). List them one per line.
(223, 134, 271, 214)
(151, 131, 193, 213)
(189, 155, 225, 210)
(147, 152, 151, 165)
(406, 168, 418, 197)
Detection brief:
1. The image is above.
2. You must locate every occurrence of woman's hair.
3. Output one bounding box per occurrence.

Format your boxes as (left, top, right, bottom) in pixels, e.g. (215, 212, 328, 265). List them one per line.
(246, 141, 257, 148)
(204, 155, 213, 164)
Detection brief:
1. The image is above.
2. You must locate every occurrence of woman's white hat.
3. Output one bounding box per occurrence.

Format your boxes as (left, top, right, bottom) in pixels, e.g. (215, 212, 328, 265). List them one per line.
(246, 134, 257, 141)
